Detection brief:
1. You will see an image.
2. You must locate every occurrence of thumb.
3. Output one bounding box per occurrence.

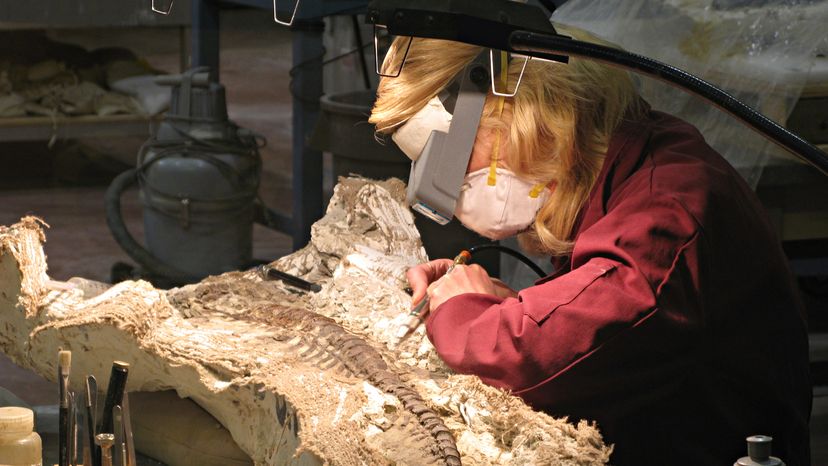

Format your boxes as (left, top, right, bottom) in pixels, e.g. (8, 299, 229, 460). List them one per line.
(406, 259, 453, 309)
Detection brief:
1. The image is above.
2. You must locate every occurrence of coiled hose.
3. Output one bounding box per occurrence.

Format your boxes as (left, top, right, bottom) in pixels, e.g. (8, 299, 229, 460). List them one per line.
(469, 243, 548, 278)
(105, 123, 265, 285)
(105, 167, 199, 284)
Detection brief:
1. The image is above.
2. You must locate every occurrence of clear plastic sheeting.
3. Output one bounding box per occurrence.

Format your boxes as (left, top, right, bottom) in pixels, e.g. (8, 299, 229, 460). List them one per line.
(552, 0, 828, 187)
(323, 15, 378, 95)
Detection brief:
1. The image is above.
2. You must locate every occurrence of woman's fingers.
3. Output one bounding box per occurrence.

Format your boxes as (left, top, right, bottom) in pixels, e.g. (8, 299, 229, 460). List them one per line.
(406, 259, 454, 308)
(427, 264, 497, 310)
(491, 278, 519, 299)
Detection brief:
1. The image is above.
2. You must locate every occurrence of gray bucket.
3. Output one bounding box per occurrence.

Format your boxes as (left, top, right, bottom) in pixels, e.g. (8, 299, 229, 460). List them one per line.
(140, 148, 258, 278)
(315, 90, 411, 180)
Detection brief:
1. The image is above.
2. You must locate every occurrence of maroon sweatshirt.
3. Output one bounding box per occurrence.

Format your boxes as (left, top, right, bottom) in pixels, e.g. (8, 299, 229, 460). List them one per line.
(426, 109, 812, 465)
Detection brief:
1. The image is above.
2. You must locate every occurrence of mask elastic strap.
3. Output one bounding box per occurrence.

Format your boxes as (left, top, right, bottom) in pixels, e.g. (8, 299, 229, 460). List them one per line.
(488, 51, 509, 186)
(529, 184, 546, 198)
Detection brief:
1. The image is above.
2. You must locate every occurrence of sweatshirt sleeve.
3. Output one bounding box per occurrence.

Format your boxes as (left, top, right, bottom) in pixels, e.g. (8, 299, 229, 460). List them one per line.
(425, 192, 702, 395)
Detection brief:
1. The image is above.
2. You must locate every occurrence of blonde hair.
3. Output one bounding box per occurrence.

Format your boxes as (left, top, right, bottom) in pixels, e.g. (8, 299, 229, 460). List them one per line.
(370, 28, 644, 256)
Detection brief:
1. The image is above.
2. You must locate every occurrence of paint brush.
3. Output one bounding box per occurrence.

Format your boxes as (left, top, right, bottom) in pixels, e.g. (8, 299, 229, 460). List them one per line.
(58, 350, 72, 466)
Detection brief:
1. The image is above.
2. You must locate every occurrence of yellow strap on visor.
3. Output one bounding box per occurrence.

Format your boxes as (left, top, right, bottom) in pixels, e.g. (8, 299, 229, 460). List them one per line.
(487, 50, 509, 186)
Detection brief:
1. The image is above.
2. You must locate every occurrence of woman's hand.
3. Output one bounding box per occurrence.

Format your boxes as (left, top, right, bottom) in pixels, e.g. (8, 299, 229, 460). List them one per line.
(407, 260, 520, 311)
(406, 259, 455, 309)
(491, 278, 520, 300)
(426, 264, 499, 311)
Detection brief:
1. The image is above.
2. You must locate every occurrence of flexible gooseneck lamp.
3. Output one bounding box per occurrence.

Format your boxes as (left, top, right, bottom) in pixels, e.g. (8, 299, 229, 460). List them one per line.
(365, 0, 828, 178)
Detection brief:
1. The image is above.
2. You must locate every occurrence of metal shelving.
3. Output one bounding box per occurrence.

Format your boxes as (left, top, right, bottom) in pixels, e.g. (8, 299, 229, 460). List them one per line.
(0, 0, 191, 153)
(190, 0, 367, 249)
(0, 114, 162, 142)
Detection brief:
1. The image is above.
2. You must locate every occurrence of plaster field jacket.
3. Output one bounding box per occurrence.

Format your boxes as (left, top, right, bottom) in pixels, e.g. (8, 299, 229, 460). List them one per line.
(425, 110, 812, 465)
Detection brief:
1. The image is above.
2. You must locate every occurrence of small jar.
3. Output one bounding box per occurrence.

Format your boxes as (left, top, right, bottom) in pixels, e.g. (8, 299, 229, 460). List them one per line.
(0, 407, 42, 466)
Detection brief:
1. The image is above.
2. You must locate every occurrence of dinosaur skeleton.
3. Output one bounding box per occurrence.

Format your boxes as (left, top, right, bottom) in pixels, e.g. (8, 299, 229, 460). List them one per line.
(0, 178, 612, 465)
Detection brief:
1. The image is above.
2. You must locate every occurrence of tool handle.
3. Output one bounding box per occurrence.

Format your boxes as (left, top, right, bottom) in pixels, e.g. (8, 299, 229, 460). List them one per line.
(395, 250, 472, 344)
(59, 405, 68, 466)
(99, 362, 129, 434)
(69, 393, 78, 466)
(87, 403, 97, 466)
(259, 265, 322, 292)
(407, 249, 470, 317)
(404, 295, 429, 318)
(414, 249, 469, 316)
(446, 250, 471, 273)
(87, 375, 99, 466)
(112, 406, 124, 466)
(97, 362, 129, 466)
(122, 393, 137, 466)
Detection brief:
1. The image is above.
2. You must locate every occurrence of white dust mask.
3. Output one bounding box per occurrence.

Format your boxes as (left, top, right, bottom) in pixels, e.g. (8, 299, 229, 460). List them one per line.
(454, 167, 549, 240)
(391, 96, 453, 161)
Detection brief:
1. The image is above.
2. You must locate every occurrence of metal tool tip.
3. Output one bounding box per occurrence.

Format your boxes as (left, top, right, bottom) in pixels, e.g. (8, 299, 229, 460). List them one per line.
(395, 325, 411, 340)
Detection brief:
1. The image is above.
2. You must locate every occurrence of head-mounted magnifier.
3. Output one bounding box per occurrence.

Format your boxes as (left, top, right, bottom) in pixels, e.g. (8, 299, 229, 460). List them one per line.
(404, 52, 490, 225)
(369, 0, 568, 225)
(403, 49, 531, 224)
(367, 0, 828, 216)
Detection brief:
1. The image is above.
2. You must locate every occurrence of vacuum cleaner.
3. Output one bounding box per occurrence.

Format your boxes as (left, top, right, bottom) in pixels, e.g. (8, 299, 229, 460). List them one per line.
(106, 67, 265, 286)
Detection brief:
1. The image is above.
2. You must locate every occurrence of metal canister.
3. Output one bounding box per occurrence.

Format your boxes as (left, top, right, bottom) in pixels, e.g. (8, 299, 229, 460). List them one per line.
(734, 435, 785, 466)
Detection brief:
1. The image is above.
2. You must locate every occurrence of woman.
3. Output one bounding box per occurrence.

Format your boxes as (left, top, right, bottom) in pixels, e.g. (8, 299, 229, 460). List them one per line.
(370, 33, 811, 465)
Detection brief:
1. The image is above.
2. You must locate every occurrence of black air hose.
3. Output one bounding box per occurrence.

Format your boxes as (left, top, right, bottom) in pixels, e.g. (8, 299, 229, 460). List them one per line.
(469, 243, 548, 278)
(509, 31, 828, 176)
(104, 168, 199, 284)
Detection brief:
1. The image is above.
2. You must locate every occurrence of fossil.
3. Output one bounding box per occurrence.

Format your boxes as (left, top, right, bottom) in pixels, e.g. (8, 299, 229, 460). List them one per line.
(0, 179, 612, 465)
(263, 306, 461, 466)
